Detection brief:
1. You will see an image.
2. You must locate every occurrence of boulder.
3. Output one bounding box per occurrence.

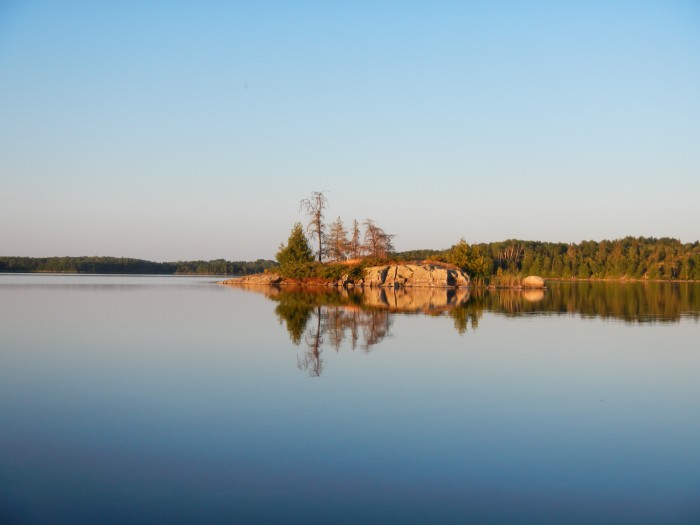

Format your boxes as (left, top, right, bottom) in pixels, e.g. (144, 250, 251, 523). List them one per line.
(362, 264, 469, 288)
(522, 275, 545, 288)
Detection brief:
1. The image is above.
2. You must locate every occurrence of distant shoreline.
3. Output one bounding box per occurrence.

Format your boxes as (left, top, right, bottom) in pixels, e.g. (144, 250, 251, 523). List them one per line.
(3, 271, 696, 284)
(544, 277, 700, 283)
(0, 271, 234, 277)
(0, 256, 276, 276)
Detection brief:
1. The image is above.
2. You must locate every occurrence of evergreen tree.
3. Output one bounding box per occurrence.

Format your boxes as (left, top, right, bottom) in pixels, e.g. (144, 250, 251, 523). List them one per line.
(276, 223, 315, 278)
(446, 239, 489, 279)
(446, 238, 470, 267)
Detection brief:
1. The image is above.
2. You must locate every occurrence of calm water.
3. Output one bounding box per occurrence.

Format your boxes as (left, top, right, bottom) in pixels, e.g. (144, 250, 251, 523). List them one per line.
(1, 274, 699, 524)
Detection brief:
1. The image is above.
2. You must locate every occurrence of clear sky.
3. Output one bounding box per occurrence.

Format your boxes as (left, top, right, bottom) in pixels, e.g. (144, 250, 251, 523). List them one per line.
(1, 1, 698, 261)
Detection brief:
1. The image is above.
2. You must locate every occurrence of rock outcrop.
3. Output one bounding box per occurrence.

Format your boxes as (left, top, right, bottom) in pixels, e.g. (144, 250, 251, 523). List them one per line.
(522, 275, 545, 288)
(363, 264, 469, 288)
(220, 273, 283, 285)
(220, 264, 470, 288)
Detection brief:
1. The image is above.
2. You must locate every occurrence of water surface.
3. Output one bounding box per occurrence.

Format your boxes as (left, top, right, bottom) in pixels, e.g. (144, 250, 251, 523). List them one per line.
(1, 275, 698, 524)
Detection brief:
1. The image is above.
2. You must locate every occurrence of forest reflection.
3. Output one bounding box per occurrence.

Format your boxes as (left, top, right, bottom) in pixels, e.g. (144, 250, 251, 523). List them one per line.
(269, 287, 397, 376)
(233, 282, 700, 376)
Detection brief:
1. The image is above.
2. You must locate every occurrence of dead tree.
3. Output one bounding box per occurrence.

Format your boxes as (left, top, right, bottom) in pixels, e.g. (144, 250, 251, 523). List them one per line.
(348, 219, 363, 259)
(300, 191, 328, 262)
(326, 216, 349, 261)
(497, 243, 524, 270)
(363, 219, 395, 259)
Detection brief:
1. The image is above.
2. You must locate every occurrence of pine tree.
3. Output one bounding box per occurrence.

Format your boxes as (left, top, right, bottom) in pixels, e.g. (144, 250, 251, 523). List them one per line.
(276, 223, 314, 278)
(447, 239, 489, 279)
(446, 238, 470, 269)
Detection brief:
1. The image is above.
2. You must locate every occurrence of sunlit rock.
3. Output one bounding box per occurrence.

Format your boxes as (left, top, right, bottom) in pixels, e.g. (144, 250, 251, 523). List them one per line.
(363, 264, 469, 288)
(522, 276, 545, 288)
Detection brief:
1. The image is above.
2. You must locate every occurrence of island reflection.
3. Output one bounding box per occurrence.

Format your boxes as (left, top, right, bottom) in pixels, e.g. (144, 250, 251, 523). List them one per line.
(231, 282, 700, 376)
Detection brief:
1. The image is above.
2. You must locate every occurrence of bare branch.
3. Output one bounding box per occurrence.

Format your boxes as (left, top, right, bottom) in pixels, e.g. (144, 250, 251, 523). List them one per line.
(299, 191, 328, 262)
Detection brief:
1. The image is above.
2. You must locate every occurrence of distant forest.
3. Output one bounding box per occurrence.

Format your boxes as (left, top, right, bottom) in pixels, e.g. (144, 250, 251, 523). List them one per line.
(395, 236, 700, 281)
(3, 237, 700, 280)
(0, 256, 277, 275)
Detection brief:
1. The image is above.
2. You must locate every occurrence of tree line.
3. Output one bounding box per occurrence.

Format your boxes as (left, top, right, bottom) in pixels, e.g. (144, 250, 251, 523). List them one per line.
(283, 192, 700, 282)
(0, 256, 276, 275)
(400, 236, 700, 281)
(269, 281, 700, 377)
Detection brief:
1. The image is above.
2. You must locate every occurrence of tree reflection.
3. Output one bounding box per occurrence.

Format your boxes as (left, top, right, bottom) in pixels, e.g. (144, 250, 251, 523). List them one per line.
(480, 281, 700, 323)
(448, 290, 485, 334)
(298, 306, 324, 377)
(227, 281, 700, 376)
(274, 294, 314, 345)
(271, 287, 393, 376)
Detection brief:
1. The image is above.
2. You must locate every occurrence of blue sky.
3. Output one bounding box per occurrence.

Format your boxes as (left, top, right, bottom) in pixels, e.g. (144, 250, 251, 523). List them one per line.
(1, 1, 699, 261)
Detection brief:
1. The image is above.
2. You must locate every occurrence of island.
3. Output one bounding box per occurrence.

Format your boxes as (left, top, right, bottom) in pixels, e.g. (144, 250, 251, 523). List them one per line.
(220, 262, 471, 288)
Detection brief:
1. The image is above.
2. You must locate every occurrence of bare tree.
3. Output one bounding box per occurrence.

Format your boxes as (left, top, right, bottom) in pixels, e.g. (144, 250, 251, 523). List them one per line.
(298, 306, 324, 377)
(363, 219, 395, 259)
(348, 219, 363, 259)
(326, 216, 349, 261)
(299, 191, 328, 262)
(497, 243, 524, 270)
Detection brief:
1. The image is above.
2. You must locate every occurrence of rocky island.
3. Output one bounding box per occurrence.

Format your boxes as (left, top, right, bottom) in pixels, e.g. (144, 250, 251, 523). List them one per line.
(220, 263, 470, 288)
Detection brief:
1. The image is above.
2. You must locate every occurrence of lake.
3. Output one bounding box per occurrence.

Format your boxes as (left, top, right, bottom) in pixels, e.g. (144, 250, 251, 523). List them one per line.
(1, 274, 699, 524)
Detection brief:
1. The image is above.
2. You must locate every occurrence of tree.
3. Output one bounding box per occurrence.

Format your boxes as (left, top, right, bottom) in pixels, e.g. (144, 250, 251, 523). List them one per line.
(446, 238, 490, 279)
(276, 223, 314, 278)
(348, 219, 363, 259)
(446, 238, 470, 269)
(363, 219, 394, 259)
(497, 243, 524, 271)
(326, 216, 349, 261)
(300, 191, 328, 262)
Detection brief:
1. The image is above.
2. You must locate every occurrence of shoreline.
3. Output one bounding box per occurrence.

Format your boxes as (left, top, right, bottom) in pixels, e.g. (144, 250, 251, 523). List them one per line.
(219, 273, 700, 288)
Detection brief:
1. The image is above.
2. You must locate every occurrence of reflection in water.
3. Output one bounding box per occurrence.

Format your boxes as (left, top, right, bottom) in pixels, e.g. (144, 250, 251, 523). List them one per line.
(269, 287, 393, 376)
(231, 282, 700, 376)
(484, 281, 700, 323)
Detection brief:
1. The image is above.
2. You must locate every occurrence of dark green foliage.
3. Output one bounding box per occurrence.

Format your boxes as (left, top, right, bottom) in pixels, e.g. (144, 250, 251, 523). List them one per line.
(274, 236, 700, 282)
(174, 259, 276, 275)
(273, 292, 316, 345)
(445, 239, 490, 280)
(0, 256, 276, 275)
(3, 237, 699, 281)
(394, 249, 444, 261)
(500, 237, 700, 281)
(276, 223, 315, 278)
(274, 223, 373, 281)
(309, 259, 370, 281)
(420, 237, 700, 281)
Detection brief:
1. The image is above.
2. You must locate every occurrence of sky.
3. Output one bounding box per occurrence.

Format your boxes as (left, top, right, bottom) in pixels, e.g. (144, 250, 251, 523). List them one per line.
(1, 1, 699, 261)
